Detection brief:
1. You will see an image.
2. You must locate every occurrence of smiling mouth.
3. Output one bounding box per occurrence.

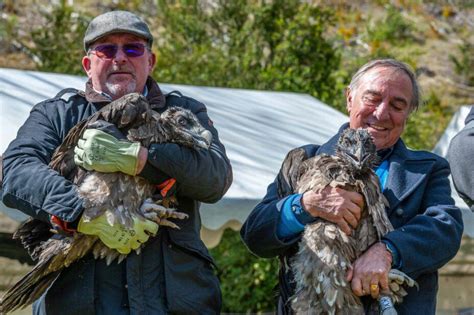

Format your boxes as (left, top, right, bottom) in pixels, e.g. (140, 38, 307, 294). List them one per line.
(367, 123, 388, 131)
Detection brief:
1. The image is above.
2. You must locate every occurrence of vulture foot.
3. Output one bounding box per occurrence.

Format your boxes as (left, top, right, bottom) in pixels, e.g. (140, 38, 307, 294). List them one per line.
(388, 269, 418, 289)
(140, 198, 188, 229)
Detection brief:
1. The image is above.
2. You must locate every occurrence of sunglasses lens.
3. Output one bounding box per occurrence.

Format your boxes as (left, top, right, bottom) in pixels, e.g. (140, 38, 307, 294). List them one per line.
(94, 45, 118, 59)
(91, 43, 146, 59)
(123, 43, 146, 57)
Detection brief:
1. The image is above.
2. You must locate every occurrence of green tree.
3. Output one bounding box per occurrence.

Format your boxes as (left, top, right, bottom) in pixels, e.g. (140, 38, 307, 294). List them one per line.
(8, 2, 460, 312)
(24, 1, 90, 74)
(154, 0, 341, 106)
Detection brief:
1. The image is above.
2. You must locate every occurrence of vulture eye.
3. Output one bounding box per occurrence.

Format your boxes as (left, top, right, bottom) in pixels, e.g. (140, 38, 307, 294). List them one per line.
(177, 116, 188, 126)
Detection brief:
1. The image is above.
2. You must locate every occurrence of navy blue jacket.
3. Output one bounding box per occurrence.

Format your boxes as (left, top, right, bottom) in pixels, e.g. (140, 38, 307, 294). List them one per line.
(241, 124, 463, 314)
(2, 77, 232, 314)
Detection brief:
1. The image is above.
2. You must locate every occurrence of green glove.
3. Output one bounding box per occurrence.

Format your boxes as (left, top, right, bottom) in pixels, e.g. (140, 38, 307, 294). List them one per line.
(78, 214, 159, 254)
(74, 129, 141, 176)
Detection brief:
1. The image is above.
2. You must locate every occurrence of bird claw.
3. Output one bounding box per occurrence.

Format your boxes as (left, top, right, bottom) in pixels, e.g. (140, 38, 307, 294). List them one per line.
(155, 217, 180, 229)
(140, 198, 188, 221)
(388, 269, 418, 289)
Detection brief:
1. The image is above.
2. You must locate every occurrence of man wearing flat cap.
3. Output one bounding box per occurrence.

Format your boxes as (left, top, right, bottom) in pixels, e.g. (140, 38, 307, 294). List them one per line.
(2, 10, 232, 314)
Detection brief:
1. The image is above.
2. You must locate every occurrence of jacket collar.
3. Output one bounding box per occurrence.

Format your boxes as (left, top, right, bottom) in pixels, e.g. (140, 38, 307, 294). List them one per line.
(384, 139, 436, 212)
(84, 76, 166, 109)
(317, 123, 436, 212)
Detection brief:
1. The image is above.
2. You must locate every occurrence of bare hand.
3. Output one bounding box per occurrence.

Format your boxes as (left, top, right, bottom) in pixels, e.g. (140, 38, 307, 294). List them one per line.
(301, 186, 364, 235)
(346, 242, 392, 299)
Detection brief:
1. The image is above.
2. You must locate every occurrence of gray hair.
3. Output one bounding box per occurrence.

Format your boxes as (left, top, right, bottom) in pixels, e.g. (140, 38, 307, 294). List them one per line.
(348, 59, 421, 111)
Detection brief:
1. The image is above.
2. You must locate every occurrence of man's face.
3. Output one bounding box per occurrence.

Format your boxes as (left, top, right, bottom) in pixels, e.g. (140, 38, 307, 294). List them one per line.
(346, 66, 413, 150)
(82, 33, 156, 100)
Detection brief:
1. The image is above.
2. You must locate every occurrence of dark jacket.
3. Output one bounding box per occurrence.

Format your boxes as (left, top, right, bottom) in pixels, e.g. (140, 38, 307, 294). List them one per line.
(448, 106, 474, 209)
(240, 124, 463, 315)
(2, 77, 232, 314)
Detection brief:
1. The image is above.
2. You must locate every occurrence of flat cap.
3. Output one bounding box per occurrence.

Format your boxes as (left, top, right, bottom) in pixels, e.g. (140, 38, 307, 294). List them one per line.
(84, 11, 153, 51)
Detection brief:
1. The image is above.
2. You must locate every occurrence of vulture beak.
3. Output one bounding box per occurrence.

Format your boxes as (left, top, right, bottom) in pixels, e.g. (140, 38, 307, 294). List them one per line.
(195, 130, 213, 149)
(354, 146, 364, 167)
(344, 147, 366, 170)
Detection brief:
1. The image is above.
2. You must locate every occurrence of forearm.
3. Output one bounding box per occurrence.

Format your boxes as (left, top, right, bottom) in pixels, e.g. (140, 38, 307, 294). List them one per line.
(383, 204, 463, 278)
(2, 107, 84, 222)
(385, 160, 464, 277)
(3, 150, 84, 223)
(241, 183, 301, 258)
(145, 142, 232, 203)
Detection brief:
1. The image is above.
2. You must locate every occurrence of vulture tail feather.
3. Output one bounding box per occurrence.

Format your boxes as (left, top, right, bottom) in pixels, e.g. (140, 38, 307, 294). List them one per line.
(0, 260, 60, 314)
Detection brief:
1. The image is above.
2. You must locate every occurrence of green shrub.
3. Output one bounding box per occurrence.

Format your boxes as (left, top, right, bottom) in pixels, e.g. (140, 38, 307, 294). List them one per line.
(154, 0, 341, 106)
(10, 2, 457, 313)
(27, 1, 90, 74)
(210, 229, 279, 313)
(365, 4, 415, 45)
(449, 40, 474, 86)
(403, 90, 451, 150)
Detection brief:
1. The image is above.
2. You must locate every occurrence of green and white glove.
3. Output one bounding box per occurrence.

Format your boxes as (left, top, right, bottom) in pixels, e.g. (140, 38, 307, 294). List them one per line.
(74, 129, 140, 175)
(78, 214, 159, 254)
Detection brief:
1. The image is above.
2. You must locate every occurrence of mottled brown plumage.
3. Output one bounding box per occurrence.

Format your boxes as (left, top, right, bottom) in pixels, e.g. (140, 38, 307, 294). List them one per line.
(1, 93, 212, 314)
(289, 128, 415, 315)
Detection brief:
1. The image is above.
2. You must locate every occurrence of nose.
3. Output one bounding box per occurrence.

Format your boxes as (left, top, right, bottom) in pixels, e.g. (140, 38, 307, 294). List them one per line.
(113, 47, 128, 64)
(373, 101, 390, 120)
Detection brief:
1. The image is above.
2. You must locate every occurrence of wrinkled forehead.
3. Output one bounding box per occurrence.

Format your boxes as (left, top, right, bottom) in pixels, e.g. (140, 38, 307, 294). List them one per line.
(357, 67, 413, 100)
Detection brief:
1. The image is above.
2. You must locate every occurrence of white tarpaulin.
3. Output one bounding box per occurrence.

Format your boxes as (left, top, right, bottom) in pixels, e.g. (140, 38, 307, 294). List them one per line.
(0, 68, 349, 247)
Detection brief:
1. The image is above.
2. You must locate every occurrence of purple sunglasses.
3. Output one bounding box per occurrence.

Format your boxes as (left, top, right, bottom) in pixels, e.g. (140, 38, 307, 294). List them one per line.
(89, 43, 148, 59)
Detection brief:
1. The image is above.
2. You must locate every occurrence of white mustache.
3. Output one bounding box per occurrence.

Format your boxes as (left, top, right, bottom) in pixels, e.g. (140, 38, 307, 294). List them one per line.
(107, 66, 135, 78)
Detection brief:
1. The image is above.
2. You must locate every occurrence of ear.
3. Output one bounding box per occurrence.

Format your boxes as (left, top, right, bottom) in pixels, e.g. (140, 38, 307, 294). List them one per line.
(148, 51, 156, 73)
(345, 87, 353, 114)
(82, 56, 92, 78)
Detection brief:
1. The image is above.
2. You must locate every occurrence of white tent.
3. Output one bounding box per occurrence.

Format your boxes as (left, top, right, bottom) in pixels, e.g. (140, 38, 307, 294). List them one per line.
(0, 68, 349, 247)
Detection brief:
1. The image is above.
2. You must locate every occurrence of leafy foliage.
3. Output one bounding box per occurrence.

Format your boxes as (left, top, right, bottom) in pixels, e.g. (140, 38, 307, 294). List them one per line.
(449, 40, 474, 86)
(26, 1, 90, 74)
(2, 1, 469, 312)
(366, 5, 415, 44)
(210, 229, 279, 313)
(404, 90, 451, 150)
(154, 0, 341, 106)
(0, 13, 17, 48)
(364, 4, 417, 57)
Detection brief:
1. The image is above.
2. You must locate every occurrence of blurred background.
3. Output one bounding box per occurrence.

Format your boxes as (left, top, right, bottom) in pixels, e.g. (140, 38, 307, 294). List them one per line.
(0, 0, 473, 314)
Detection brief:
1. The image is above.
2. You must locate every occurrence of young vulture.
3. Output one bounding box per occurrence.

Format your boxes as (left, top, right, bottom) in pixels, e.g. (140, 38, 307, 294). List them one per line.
(1, 93, 213, 314)
(288, 128, 416, 315)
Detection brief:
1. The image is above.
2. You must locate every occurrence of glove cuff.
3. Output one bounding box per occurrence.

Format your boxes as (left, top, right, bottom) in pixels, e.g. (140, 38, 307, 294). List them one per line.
(116, 141, 141, 175)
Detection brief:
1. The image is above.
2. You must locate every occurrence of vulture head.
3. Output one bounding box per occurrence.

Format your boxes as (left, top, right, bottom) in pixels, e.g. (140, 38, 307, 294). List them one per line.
(336, 128, 378, 173)
(159, 107, 213, 149)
